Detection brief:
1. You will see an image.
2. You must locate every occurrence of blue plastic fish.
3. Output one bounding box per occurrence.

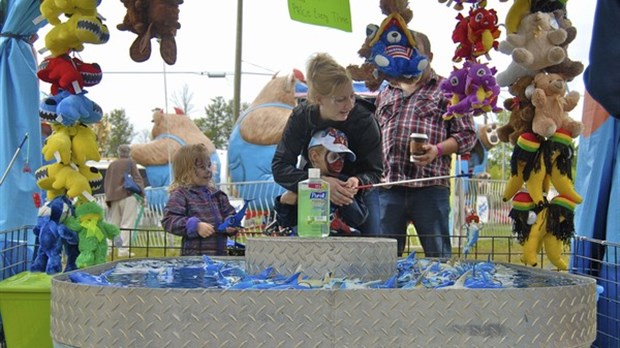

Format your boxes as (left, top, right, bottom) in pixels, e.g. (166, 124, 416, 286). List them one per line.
(69, 271, 117, 286)
(463, 224, 481, 257)
(218, 199, 252, 232)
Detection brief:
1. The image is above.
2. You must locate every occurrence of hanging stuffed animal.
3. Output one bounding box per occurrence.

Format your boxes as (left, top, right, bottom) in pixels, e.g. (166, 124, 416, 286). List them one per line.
(37, 54, 103, 95)
(31, 196, 79, 274)
(65, 201, 120, 268)
(39, 0, 101, 26)
(543, 9, 584, 81)
(520, 194, 576, 270)
(346, 0, 428, 90)
(496, 11, 568, 87)
(39, 90, 103, 126)
(502, 132, 547, 204)
(440, 66, 469, 119)
(443, 60, 501, 119)
(451, 6, 501, 62)
(117, 0, 183, 65)
(44, 13, 110, 57)
(497, 76, 535, 145)
(530, 72, 582, 138)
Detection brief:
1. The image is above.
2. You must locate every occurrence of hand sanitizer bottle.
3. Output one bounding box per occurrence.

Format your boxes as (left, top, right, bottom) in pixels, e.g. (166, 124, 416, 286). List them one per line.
(297, 168, 330, 238)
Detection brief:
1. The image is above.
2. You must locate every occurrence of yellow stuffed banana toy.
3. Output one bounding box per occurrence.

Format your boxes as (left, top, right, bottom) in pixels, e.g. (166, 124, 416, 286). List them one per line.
(503, 132, 546, 204)
(520, 194, 576, 270)
(505, 0, 531, 34)
(542, 129, 582, 203)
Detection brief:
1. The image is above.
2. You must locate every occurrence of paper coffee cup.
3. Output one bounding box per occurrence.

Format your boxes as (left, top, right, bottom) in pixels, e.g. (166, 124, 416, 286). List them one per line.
(409, 133, 428, 161)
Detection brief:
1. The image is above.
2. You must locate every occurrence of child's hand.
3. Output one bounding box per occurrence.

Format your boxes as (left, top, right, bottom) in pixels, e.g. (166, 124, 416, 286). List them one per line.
(225, 226, 241, 236)
(323, 176, 354, 206)
(280, 191, 297, 205)
(197, 222, 215, 238)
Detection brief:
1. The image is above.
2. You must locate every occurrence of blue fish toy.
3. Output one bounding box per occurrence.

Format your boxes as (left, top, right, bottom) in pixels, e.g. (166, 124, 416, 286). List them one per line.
(218, 199, 252, 232)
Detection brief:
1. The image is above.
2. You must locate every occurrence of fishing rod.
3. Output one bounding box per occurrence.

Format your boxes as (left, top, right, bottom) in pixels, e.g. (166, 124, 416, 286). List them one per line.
(357, 173, 472, 190)
(0, 133, 29, 187)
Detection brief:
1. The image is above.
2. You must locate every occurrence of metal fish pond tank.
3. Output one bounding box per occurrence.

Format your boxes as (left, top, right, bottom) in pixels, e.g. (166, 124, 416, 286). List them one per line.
(50, 237, 597, 348)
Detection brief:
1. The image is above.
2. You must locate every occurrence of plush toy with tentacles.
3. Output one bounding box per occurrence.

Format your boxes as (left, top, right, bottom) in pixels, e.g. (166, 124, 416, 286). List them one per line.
(31, 196, 79, 274)
(65, 201, 120, 268)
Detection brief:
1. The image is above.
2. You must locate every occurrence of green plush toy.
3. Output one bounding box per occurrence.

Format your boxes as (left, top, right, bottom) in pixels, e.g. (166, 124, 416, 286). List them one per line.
(65, 201, 119, 268)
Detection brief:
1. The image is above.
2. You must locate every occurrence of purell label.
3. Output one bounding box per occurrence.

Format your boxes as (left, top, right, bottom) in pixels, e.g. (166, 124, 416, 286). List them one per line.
(309, 191, 327, 199)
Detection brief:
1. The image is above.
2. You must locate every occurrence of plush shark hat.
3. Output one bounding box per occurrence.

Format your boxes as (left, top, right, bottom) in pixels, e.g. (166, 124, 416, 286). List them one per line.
(308, 127, 356, 162)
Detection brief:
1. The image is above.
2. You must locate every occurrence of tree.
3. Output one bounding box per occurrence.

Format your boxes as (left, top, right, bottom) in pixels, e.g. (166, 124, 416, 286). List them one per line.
(194, 97, 249, 149)
(104, 108, 135, 157)
(486, 109, 513, 180)
(171, 84, 195, 115)
(135, 129, 152, 144)
(91, 113, 111, 156)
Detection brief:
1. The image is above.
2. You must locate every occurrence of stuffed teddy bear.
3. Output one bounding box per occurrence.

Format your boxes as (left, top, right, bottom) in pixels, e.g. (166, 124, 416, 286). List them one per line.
(346, 0, 428, 90)
(451, 7, 501, 62)
(117, 0, 183, 65)
(497, 75, 535, 145)
(65, 201, 119, 268)
(30, 196, 79, 274)
(543, 9, 584, 81)
(496, 11, 567, 87)
(44, 13, 109, 57)
(530, 72, 583, 138)
(130, 108, 216, 166)
(366, 14, 428, 80)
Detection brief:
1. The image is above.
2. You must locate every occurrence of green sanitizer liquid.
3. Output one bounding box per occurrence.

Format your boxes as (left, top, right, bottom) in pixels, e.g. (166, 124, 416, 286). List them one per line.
(297, 168, 330, 238)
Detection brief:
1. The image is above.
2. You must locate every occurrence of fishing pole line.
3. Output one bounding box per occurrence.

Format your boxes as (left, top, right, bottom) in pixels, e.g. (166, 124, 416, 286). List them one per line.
(356, 173, 472, 190)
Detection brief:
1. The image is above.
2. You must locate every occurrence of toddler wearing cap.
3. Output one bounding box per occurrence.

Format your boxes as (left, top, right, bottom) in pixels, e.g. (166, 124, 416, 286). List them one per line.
(266, 127, 368, 235)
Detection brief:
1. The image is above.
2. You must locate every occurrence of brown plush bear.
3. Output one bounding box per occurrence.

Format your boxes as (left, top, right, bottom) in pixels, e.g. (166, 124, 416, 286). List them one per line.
(117, 0, 183, 65)
(497, 76, 535, 145)
(496, 11, 567, 87)
(130, 109, 216, 166)
(543, 9, 584, 81)
(239, 72, 300, 145)
(531, 72, 583, 138)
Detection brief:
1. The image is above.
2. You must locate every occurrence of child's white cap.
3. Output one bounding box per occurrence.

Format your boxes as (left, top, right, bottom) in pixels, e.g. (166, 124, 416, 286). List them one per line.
(308, 127, 356, 162)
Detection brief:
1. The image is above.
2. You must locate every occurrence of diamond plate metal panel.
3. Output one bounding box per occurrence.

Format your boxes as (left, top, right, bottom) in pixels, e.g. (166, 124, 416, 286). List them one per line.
(246, 237, 397, 281)
(51, 258, 596, 348)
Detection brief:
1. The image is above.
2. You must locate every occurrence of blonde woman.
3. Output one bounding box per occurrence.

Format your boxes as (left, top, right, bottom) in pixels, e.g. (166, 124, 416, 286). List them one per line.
(162, 144, 240, 256)
(271, 52, 383, 234)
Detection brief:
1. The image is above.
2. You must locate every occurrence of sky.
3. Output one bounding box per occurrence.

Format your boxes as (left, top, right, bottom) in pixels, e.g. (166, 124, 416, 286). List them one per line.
(35, 1, 596, 140)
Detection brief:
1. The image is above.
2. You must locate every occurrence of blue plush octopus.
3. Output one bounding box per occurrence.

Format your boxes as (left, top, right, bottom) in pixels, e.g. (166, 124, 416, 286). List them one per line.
(31, 196, 79, 274)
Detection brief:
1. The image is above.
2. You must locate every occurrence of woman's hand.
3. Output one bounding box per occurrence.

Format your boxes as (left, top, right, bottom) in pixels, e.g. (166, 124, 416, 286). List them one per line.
(322, 176, 355, 206)
(197, 222, 215, 238)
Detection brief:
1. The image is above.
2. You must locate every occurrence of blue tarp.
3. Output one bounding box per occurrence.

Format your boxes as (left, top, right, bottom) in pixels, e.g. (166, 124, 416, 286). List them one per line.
(0, 0, 46, 238)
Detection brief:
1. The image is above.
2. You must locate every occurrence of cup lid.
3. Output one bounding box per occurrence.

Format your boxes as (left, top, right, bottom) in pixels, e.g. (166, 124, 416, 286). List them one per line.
(409, 133, 428, 140)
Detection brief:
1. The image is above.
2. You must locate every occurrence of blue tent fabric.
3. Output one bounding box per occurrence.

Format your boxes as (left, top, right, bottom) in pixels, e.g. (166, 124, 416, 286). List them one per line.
(572, 98, 620, 348)
(0, 0, 46, 234)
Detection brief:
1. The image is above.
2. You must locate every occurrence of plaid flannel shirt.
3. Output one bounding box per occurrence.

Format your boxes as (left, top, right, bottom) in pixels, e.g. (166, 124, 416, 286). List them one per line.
(375, 70, 477, 188)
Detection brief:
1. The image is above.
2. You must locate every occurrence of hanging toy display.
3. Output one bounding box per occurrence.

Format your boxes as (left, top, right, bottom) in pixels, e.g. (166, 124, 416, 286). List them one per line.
(441, 0, 502, 119)
(32, 0, 113, 273)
